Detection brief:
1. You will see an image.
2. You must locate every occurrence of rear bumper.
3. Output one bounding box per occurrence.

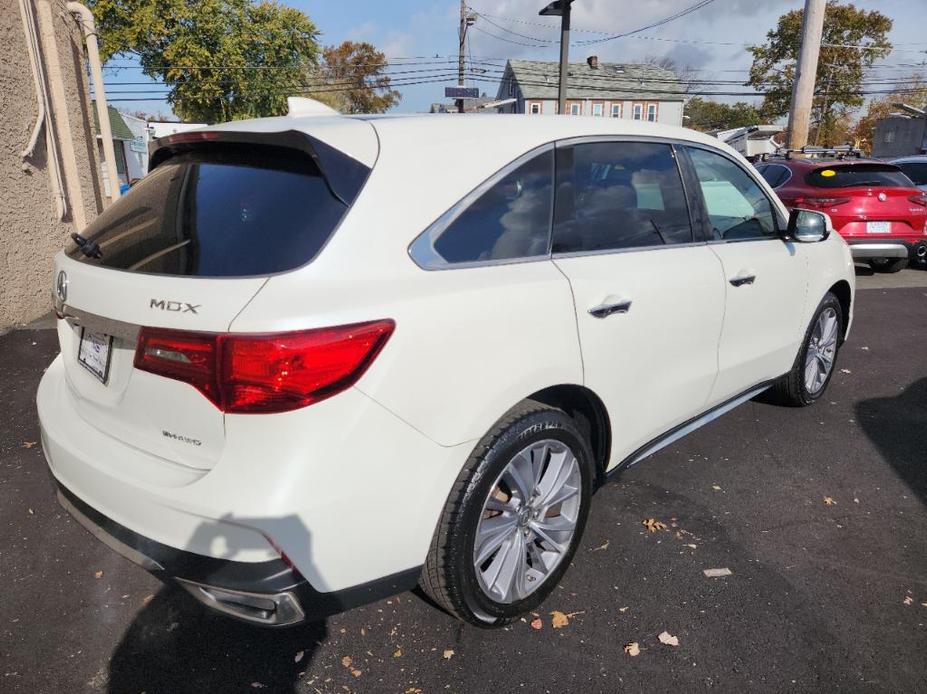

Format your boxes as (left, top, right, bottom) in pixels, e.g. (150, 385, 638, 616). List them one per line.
(54, 481, 419, 626)
(37, 354, 470, 616)
(846, 242, 912, 259)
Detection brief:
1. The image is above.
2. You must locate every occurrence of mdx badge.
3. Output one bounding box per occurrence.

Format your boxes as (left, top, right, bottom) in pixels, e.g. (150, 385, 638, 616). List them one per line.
(150, 299, 200, 314)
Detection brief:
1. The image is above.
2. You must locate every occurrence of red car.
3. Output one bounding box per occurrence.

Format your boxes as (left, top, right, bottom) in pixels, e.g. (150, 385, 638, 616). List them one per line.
(756, 157, 927, 272)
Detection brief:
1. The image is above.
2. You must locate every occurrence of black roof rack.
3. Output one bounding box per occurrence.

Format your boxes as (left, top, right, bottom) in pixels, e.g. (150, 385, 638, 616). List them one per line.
(760, 144, 864, 162)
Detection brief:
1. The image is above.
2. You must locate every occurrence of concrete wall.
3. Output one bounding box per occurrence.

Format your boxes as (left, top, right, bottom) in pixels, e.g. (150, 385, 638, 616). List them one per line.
(0, 0, 102, 331)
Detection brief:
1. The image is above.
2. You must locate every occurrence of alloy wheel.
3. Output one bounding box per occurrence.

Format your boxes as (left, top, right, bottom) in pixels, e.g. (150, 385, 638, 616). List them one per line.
(804, 307, 839, 395)
(472, 439, 581, 604)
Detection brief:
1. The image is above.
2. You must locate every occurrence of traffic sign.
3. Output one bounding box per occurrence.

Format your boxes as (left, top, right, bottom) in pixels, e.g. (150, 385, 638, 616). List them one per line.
(445, 87, 480, 99)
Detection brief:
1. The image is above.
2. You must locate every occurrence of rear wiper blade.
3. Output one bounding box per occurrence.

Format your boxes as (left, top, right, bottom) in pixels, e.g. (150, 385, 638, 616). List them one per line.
(71, 233, 103, 259)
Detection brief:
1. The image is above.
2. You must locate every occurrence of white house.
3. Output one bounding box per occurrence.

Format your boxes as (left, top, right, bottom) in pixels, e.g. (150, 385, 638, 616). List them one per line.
(496, 57, 685, 126)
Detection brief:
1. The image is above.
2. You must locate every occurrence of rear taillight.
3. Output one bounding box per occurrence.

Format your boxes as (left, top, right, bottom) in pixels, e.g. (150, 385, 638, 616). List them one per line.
(134, 320, 394, 413)
(795, 196, 851, 208)
(909, 194, 927, 207)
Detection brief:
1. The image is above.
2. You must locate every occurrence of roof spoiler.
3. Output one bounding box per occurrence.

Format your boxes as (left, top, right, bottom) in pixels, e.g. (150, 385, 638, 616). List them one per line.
(148, 129, 370, 206)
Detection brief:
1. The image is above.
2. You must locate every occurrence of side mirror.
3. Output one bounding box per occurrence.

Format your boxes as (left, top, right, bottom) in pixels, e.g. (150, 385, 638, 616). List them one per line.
(787, 208, 831, 243)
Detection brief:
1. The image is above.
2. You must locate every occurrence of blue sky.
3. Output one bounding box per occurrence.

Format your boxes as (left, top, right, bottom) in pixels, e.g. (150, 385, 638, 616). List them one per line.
(104, 0, 927, 120)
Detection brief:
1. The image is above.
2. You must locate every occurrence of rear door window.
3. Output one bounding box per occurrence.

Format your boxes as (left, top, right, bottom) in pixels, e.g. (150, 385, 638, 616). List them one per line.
(759, 163, 791, 188)
(552, 141, 693, 253)
(68, 144, 359, 277)
(806, 164, 912, 189)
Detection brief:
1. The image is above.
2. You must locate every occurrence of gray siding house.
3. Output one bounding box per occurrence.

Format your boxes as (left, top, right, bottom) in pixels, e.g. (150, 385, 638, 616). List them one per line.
(495, 57, 685, 126)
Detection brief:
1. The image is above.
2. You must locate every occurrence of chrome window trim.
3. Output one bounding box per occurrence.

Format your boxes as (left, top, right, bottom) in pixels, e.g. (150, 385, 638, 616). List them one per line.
(408, 143, 556, 271)
(552, 240, 708, 261)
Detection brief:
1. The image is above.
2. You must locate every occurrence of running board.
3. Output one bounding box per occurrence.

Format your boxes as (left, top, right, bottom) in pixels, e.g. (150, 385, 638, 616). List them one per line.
(608, 380, 775, 478)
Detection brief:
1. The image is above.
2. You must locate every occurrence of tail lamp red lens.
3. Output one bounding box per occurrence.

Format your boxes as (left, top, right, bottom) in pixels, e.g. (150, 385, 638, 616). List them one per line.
(134, 320, 394, 413)
(909, 194, 927, 207)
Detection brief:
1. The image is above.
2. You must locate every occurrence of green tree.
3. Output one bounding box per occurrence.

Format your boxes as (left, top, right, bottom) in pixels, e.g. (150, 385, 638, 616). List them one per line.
(308, 41, 401, 114)
(748, 2, 892, 146)
(88, 0, 321, 122)
(684, 97, 764, 132)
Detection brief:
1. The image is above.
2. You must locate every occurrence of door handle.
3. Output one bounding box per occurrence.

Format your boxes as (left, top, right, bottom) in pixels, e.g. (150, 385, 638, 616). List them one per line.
(588, 299, 632, 318)
(729, 273, 756, 287)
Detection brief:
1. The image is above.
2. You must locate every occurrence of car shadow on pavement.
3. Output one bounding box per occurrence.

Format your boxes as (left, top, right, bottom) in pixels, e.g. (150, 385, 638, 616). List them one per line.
(107, 584, 327, 693)
(855, 377, 927, 504)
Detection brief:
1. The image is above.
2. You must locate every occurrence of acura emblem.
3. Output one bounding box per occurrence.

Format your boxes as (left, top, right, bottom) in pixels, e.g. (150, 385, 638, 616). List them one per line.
(878, 192, 887, 202)
(55, 270, 68, 302)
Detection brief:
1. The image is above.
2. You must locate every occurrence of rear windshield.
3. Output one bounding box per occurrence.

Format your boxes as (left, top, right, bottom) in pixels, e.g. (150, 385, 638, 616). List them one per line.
(68, 144, 358, 277)
(895, 161, 927, 186)
(806, 163, 913, 189)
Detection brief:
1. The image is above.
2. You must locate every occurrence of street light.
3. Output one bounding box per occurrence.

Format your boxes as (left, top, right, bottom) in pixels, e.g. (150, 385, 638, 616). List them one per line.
(539, 0, 574, 115)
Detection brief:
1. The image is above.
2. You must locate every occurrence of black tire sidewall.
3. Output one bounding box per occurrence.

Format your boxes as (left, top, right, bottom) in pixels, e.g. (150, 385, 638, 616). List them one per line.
(795, 294, 843, 404)
(452, 410, 594, 625)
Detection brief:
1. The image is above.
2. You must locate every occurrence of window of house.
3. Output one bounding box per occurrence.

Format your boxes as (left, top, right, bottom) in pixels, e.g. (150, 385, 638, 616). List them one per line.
(529, 102, 541, 115)
(570, 103, 581, 116)
(412, 150, 554, 267)
(611, 103, 622, 118)
(552, 141, 694, 253)
(632, 104, 643, 120)
(508, 80, 515, 97)
(592, 103, 604, 117)
(686, 147, 780, 241)
(646, 103, 658, 122)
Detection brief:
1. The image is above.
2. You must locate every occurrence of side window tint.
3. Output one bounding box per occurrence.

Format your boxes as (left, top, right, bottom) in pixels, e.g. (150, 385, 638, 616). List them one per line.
(421, 150, 553, 266)
(552, 141, 693, 254)
(687, 147, 779, 241)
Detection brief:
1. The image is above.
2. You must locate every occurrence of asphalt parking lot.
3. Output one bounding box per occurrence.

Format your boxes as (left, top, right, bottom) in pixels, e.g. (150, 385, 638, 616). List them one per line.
(2, 270, 926, 694)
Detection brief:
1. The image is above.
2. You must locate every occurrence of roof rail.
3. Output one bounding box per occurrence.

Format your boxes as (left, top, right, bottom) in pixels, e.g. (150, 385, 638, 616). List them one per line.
(768, 144, 864, 161)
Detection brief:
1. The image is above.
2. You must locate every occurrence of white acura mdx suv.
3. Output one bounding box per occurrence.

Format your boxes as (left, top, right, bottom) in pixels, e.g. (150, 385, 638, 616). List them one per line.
(38, 99, 855, 627)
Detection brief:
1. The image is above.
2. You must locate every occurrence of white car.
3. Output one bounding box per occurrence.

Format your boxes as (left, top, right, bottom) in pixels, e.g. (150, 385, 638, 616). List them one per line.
(38, 101, 855, 627)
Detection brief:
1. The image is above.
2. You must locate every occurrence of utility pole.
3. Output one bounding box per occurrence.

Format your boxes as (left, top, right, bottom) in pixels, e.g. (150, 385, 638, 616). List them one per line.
(786, 0, 826, 150)
(457, 0, 471, 114)
(540, 0, 574, 115)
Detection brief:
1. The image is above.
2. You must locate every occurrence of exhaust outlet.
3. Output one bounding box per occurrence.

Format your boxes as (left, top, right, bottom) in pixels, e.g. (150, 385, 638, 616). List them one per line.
(916, 244, 927, 259)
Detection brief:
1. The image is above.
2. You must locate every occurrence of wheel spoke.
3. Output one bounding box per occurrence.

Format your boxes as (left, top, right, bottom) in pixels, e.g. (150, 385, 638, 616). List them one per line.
(537, 450, 576, 507)
(503, 453, 534, 503)
(475, 514, 517, 566)
(544, 483, 580, 509)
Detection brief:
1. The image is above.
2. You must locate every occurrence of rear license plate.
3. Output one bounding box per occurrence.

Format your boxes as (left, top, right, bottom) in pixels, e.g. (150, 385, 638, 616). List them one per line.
(866, 221, 891, 234)
(77, 328, 113, 384)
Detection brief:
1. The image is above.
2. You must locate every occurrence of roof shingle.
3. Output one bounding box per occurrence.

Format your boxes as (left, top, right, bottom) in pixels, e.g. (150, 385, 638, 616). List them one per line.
(504, 59, 685, 102)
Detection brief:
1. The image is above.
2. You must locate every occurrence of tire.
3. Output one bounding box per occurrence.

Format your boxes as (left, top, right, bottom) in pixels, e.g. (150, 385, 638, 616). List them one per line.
(420, 400, 594, 627)
(868, 257, 908, 273)
(769, 292, 844, 407)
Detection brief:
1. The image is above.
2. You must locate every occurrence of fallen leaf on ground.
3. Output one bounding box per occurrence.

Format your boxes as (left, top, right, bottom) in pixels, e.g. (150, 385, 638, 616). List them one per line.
(294, 650, 304, 663)
(642, 518, 668, 533)
(711, 484, 722, 491)
(393, 648, 402, 657)
(27, 508, 34, 515)
(250, 683, 266, 689)
(823, 497, 837, 506)
(351, 669, 362, 678)
(903, 596, 914, 606)
(624, 642, 640, 656)
(658, 631, 679, 646)
(142, 594, 155, 604)
(529, 618, 543, 630)
(551, 610, 570, 628)
(685, 543, 697, 550)
(840, 368, 852, 374)
(618, 606, 629, 613)
(341, 656, 352, 668)
(591, 540, 609, 552)
(94, 570, 104, 579)
(921, 602, 927, 608)
(21, 441, 38, 449)
(703, 568, 733, 578)
(442, 649, 454, 660)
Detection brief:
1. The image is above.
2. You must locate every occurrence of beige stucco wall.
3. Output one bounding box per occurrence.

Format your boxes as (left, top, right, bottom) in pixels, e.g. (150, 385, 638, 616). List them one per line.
(0, 0, 102, 331)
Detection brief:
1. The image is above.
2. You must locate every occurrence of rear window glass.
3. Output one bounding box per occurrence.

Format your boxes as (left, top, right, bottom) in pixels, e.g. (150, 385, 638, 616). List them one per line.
(895, 162, 927, 186)
(759, 163, 791, 188)
(806, 164, 912, 189)
(67, 145, 357, 277)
